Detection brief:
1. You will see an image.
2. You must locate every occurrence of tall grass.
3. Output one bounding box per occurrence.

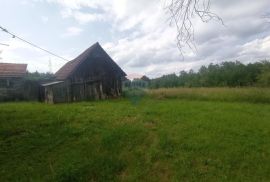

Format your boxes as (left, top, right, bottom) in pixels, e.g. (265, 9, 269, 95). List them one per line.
(147, 87, 270, 103)
(1, 97, 270, 180)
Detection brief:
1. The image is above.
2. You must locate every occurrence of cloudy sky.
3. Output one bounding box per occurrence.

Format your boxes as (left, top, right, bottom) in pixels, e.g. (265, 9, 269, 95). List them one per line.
(0, 0, 270, 78)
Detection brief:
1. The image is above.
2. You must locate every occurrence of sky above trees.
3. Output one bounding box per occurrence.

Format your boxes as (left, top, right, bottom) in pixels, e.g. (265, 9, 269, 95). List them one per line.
(0, 0, 270, 78)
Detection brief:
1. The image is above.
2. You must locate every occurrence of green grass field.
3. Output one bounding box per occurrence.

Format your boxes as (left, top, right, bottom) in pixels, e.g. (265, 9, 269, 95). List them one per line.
(1, 88, 270, 181)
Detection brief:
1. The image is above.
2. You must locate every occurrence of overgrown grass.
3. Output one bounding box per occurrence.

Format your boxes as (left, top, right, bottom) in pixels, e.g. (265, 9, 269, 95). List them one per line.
(147, 87, 270, 103)
(122, 88, 146, 105)
(1, 89, 270, 181)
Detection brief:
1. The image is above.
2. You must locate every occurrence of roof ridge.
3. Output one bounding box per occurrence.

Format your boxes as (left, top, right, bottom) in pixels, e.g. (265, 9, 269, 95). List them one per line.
(55, 42, 126, 80)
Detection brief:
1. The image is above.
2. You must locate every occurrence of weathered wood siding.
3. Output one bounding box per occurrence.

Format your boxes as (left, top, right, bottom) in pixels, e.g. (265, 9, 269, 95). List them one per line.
(23, 80, 40, 101)
(67, 57, 123, 102)
(0, 77, 24, 101)
(44, 82, 69, 103)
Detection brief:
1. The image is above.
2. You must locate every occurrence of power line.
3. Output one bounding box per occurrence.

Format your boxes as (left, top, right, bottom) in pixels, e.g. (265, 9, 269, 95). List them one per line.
(0, 25, 69, 62)
(0, 43, 9, 46)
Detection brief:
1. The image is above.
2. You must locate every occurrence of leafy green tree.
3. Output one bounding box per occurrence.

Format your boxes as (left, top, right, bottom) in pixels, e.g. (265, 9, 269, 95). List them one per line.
(149, 61, 270, 88)
(257, 61, 270, 86)
(25, 71, 55, 82)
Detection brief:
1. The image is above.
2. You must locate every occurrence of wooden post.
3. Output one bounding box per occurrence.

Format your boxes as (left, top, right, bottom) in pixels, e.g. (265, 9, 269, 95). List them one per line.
(99, 82, 104, 99)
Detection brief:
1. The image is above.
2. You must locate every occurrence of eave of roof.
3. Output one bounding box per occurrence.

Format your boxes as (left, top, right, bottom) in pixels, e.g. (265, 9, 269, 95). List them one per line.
(0, 63, 27, 78)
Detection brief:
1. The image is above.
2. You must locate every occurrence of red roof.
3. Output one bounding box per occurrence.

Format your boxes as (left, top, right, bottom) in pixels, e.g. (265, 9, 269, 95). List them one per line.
(0, 63, 27, 77)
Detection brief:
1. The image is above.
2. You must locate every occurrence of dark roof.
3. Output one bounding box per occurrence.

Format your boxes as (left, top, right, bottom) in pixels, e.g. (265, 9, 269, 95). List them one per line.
(55, 42, 126, 80)
(0, 63, 27, 77)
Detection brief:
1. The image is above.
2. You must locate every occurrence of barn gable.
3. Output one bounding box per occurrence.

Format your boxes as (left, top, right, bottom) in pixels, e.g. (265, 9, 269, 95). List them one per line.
(55, 42, 126, 80)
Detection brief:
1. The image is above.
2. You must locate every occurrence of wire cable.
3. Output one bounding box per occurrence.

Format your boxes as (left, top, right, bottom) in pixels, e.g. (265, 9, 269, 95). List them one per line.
(0, 43, 9, 46)
(0, 25, 69, 62)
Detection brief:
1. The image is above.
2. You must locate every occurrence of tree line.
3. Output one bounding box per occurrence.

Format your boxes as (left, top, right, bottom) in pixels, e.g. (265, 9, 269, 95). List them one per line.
(149, 61, 270, 88)
(24, 71, 54, 82)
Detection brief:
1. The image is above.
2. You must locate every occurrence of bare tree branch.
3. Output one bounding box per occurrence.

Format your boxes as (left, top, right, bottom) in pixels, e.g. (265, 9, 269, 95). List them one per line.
(165, 0, 223, 57)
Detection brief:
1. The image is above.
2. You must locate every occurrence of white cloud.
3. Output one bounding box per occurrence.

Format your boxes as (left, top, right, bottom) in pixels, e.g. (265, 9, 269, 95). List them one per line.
(62, 26, 83, 37)
(0, 38, 68, 73)
(238, 36, 270, 61)
(63, 11, 105, 24)
(10, 0, 270, 77)
(45, 0, 270, 77)
(41, 16, 49, 23)
(46, 0, 100, 10)
(74, 12, 104, 24)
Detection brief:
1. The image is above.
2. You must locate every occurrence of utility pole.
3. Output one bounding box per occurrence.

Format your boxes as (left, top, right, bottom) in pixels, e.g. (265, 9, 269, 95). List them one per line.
(48, 58, 52, 73)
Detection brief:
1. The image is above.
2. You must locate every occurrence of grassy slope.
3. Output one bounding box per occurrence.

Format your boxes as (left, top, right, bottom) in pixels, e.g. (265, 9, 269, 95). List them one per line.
(1, 94, 270, 181)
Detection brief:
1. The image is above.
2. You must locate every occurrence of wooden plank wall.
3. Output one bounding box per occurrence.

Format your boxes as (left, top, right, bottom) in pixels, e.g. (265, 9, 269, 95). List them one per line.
(0, 78, 40, 101)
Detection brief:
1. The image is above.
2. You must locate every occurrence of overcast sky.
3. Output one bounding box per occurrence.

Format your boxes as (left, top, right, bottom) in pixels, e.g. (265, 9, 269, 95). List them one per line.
(0, 0, 270, 78)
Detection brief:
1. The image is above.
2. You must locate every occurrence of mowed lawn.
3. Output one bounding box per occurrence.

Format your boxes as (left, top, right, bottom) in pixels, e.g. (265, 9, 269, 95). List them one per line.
(1, 90, 270, 181)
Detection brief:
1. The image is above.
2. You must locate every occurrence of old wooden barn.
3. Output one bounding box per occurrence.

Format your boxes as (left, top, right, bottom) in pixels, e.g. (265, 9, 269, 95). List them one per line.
(0, 63, 27, 101)
(42, 42, 126, 103)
